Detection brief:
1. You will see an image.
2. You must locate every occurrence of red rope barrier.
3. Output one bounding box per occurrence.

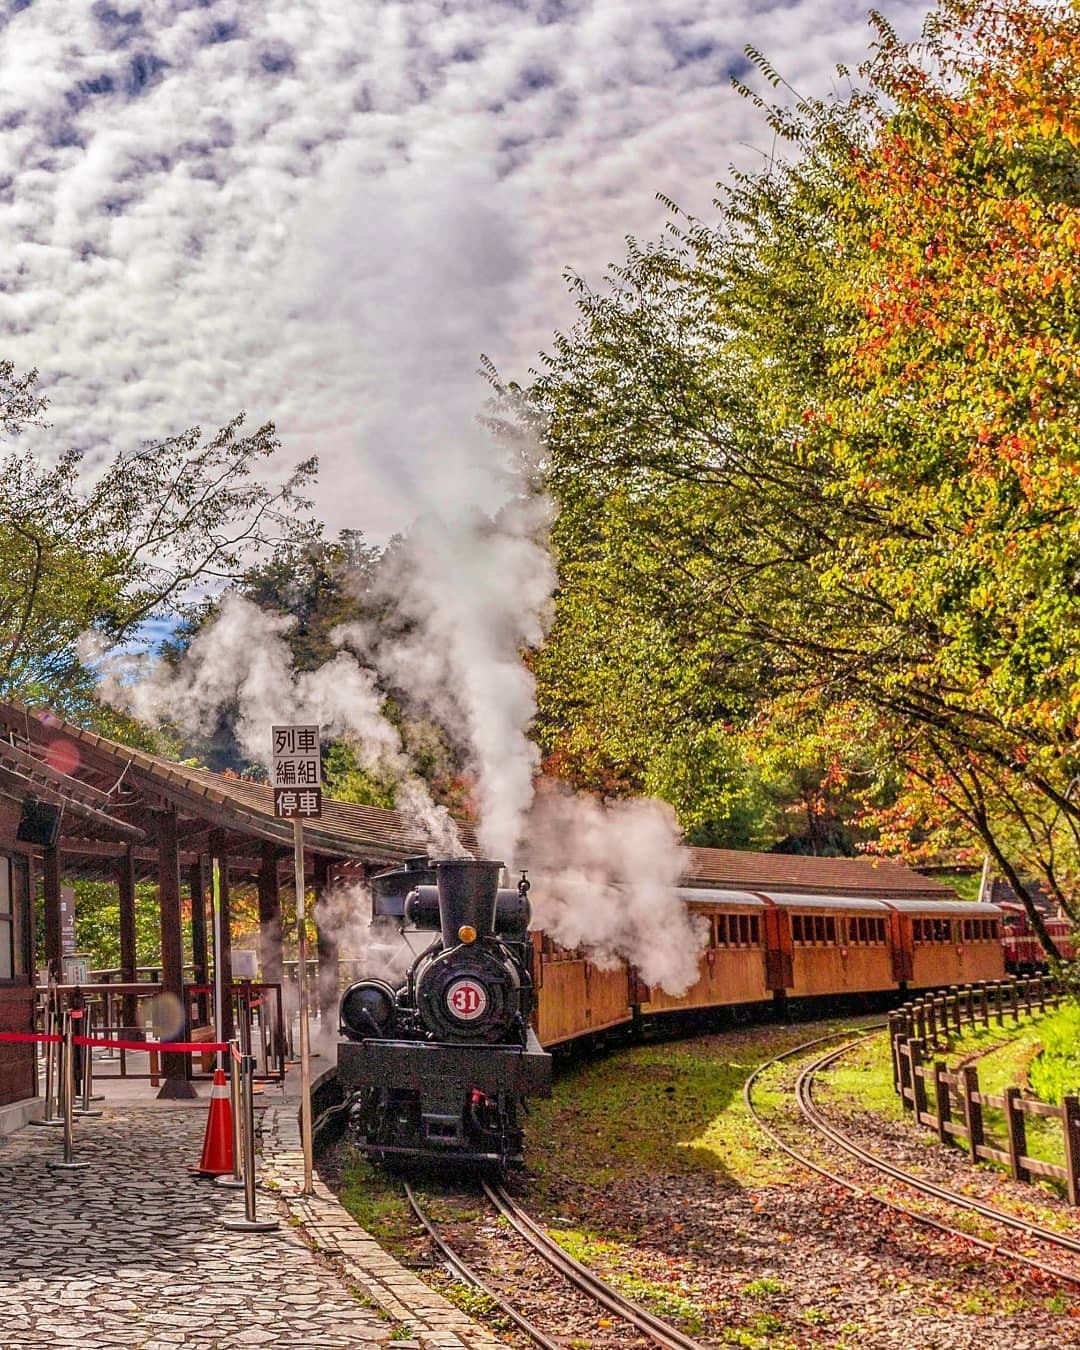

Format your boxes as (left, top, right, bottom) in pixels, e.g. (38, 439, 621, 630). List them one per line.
(0, 1030, 227, 1054)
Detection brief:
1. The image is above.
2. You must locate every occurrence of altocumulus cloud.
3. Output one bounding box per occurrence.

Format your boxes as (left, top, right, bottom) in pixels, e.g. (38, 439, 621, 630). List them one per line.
(0, 0, 927, 533)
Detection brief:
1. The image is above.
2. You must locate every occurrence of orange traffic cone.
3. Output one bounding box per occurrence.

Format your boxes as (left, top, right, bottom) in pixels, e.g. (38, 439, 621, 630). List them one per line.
(195, 1067, 234, 1176)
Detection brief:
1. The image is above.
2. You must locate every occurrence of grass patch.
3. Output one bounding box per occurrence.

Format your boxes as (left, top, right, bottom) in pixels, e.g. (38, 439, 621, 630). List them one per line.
(554, 1229, 708, 1332)
(337, 1148, 416, 1250)
(742, 1276, 787, 1297)
(815, 1033, 906, 1123)
(817, 1007, 1079, 1211)
(441, 1282, 503, 1320)
(525, 1019, 876, 1194)
(1028, 1001, 1080, 1104)
(722, 1313, 798, 1348)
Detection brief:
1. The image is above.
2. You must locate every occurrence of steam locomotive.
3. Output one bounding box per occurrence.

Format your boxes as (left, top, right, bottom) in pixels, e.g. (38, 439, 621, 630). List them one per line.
(337, 856, 551, 1168)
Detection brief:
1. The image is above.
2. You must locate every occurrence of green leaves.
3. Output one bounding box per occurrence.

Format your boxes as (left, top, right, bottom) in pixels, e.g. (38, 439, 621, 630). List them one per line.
(0, 364, 317, 726)
(520, 0, 1080, 909)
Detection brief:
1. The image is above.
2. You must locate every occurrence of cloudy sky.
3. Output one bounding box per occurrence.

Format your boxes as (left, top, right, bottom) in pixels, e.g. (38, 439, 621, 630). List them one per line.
(2, 0, 928, 538)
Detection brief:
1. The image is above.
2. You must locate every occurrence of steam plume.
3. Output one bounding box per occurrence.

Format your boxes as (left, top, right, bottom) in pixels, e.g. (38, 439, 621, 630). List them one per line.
(79, 593, 463, 855)
(522, 785, 706, 996)
(339, 492, 554, 860)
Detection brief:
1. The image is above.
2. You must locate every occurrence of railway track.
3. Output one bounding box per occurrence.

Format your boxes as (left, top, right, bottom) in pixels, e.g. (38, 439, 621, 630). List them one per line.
(744, 1026, 1080, 1290)
(402, 1180, 707, 1350)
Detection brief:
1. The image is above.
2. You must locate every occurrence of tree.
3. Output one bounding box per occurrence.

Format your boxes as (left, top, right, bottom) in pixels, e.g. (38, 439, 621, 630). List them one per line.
(510, 0, 1080, 951)
(0, 362, 316, 727)
(165, 530, 475, 814)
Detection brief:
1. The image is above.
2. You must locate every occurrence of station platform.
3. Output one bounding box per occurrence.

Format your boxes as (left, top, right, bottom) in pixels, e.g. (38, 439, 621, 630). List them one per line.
(0, 1061, 495, 1349)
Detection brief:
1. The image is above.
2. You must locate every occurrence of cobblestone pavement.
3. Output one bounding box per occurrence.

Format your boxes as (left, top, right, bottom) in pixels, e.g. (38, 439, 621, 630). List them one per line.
(261, 1105, 500, 1350)
(0, 1097, 426, 1349)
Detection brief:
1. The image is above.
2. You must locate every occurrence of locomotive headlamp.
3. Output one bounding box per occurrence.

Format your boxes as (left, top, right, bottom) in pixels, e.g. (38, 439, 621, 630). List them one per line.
(458, 924, 478, 944)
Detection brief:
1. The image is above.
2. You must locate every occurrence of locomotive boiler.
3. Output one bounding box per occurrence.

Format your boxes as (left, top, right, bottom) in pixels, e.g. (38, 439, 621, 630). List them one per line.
(336, 856, 551, 1168)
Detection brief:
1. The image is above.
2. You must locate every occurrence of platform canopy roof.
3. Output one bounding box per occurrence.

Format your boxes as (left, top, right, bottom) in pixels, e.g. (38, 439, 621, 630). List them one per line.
(0, 699, 955, 898)
(0, 699, 479, 879)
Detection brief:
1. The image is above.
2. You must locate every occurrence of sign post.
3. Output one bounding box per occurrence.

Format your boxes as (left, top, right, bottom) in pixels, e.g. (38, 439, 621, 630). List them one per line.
(272, 724, 321, 1197)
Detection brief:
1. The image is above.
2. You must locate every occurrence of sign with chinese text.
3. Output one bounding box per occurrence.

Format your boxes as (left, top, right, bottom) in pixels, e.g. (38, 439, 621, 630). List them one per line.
(271, 724, 322, 819)
(61, 884, 76, 956)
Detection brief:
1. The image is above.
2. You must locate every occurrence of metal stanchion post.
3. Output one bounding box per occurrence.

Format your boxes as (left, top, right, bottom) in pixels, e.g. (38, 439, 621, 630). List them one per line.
(216, 1039, 244, 1190)
(74, 1004, 103, 1118)
(32, 992, 62, 1128)
(222, 1047, 278, 1233)
(48, 1011, 89, 1173)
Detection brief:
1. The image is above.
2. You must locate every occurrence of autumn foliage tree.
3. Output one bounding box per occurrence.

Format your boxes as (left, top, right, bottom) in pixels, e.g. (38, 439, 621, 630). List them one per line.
(516, 0, 1080, 951)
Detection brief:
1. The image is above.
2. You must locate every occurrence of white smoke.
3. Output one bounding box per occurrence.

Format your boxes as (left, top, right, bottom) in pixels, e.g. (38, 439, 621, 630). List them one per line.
(521, 785, 706, 996)
(78, 593, 463, 855)
(313, 878, 416, 987)
(338, 491, 554, 861)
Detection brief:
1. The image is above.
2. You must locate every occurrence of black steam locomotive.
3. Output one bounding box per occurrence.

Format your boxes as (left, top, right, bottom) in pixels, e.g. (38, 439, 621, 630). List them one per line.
(337, 856, 552, 1168)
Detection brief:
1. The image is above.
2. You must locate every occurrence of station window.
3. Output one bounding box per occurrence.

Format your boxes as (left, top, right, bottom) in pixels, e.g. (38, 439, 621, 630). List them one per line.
(0, 855, 28, 982)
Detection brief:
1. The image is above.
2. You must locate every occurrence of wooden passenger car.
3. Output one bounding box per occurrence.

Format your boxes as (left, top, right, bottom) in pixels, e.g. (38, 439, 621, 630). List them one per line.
(763, 893, 897, 996)
(890, 899, 1004, 989)
(641, 890, 770, 1014)
(530, 934, 634, 1046)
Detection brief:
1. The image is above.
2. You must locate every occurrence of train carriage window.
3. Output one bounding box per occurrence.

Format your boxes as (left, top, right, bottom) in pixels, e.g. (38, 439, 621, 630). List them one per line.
(812, 916, 823, 944)
(791, 915, 803, 944)
(991, 920, 1000, 939)
(913, 919, 926, 943)
(737, 915, 749, 946)
(749, 915, 760, 945)
(824, 916, 837, 944)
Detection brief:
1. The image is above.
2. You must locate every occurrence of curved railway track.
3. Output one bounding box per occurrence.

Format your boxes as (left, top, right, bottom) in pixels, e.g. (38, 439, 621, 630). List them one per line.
(402, 1180, 707, 1350)
(744, 1026, 1080, 1290)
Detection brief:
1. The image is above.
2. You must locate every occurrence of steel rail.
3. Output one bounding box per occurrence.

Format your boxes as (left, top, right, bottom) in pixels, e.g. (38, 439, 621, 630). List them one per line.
(743, 1028, 1080, 1290)
(483, 1182, 707, 1350)
(402, 1181, 563, 1350)
(796, 1039, 1080, 1261)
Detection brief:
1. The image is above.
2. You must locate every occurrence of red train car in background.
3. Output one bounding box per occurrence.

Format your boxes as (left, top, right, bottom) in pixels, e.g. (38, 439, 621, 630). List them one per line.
(998, 901, 1075, 973)
(986, 879, 1075, 973)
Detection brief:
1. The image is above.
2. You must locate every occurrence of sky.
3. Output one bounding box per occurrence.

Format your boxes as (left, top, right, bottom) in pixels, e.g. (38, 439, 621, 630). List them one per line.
(1, 0, 930, 540)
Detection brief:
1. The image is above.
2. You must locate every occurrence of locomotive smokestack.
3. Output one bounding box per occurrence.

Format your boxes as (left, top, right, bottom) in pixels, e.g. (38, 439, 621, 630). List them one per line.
(435, 858, 503, 948)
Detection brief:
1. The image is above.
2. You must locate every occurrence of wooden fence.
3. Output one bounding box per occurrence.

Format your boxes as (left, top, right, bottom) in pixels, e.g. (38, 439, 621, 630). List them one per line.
(888, 977, 1080, 1205)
